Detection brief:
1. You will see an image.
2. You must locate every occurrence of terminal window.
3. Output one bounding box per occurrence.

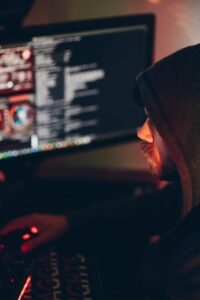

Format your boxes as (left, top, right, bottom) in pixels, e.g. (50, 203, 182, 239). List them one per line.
(0, 24, 149, 159)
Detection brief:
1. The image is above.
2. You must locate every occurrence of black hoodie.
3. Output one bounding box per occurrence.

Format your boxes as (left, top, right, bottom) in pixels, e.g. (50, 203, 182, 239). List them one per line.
(67, 44, 200, 299)
(136, 43, 200, 216)
(135, 43, 200, 300)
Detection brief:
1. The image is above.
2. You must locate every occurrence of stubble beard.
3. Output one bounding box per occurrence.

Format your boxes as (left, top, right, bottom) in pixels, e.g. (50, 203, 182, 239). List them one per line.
(139, 140, 179, 181)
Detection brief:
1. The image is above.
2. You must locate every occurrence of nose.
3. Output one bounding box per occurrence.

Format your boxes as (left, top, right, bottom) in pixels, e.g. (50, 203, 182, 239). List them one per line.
(137, 119, 153, 143)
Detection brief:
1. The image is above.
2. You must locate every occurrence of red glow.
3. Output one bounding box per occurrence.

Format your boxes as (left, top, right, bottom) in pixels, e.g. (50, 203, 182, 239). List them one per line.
(18, 276, 31, 300)
(22, 233, 31, 240)
(21, 243, 29, 253)
(0, 171, 6, 182)
(30, 226, 39, 234)
(148, 0, 160, 4)
(9, 94, 30, 103)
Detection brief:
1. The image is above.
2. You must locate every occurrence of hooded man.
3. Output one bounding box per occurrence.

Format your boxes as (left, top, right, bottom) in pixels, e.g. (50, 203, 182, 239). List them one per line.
(1, 43, 200, 299)
(133, 42, 200, 299)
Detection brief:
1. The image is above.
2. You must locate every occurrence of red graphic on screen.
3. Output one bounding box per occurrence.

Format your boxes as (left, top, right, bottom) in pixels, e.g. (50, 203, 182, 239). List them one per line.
(0, 107, 6, 131)
(0, 94, 35, 142)
(0, 46, 34, 94)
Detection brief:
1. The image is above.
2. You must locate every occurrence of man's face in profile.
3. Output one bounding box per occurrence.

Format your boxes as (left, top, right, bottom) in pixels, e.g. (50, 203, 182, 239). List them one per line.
(137, 110, 179, 181)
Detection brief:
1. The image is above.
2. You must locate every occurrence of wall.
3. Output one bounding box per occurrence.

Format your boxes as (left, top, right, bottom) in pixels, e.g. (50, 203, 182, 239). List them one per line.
(23, 0, 200, 175)
(24, 0, 200, 62)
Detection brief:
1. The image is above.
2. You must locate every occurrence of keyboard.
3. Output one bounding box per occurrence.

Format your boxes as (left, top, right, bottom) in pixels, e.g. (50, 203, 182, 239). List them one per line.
(22, 244, 105, 300)
(0, 228, 38, 300)
(0, 235, 135, 300)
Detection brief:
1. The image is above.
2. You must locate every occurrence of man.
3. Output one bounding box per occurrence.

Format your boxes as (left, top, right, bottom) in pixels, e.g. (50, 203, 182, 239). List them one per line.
(1, 43, 200, 299)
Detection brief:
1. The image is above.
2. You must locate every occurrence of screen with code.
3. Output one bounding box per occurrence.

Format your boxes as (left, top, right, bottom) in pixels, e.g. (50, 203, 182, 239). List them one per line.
(0, 14, 154, 161)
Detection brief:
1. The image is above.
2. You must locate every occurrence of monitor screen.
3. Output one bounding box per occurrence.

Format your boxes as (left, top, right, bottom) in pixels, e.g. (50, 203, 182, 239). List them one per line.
(0, 14, 154, 162)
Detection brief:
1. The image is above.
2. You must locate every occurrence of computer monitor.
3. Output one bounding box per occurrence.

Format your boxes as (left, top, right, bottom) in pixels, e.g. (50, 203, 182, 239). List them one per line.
(0, 14, 154, 163)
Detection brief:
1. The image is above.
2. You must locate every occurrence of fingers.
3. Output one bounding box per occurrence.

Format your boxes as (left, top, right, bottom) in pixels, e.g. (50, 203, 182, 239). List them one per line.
(0, 215, 36, 236)
(21, 235, 50, 253)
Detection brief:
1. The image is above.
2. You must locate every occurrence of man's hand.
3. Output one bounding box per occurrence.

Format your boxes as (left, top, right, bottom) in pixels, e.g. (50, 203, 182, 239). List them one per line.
(0, 213, 69, 253)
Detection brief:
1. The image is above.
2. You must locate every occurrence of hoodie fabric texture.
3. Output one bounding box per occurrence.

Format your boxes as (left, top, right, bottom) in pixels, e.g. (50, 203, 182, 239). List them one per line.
(67, 44, 200, 299)
(135, 43, 200, 299)
(68, 183, 183, 299)
(135, 43, 200, 216)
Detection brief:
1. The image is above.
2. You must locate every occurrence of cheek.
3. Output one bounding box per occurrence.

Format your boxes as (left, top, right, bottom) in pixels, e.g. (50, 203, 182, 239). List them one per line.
(154, 132, 166, 157)
(151, 133, 167, 169)
(155, 136, 176, 172)
(153, 146, 162, 166)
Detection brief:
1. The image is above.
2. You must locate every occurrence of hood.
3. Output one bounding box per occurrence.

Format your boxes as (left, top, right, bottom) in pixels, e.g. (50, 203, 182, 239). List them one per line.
(135, 43, 200, 217)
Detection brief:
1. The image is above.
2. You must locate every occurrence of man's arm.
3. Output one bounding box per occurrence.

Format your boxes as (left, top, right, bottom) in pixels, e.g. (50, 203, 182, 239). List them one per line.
(67, 182, 182, 241)
(0, 182, 182, 252)
(166, 233, 200, 300)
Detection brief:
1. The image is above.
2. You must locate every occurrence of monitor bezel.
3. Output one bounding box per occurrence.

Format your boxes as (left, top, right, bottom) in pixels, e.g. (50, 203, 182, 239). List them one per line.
(0, 13, 155, 165)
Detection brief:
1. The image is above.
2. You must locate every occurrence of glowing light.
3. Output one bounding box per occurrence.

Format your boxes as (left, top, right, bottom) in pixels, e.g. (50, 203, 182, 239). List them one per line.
(30, 226, 39, 234)
(31, 135, 38, 149)
(148, 0, 160, 4)
(0, 171, 5, 182)
(22, 48, 31, 61)
(22, 233, 31, 240)
(18, 276, 31, 300)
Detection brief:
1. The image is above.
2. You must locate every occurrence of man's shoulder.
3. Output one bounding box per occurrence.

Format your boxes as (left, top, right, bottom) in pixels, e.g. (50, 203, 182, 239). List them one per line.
(165, 206, 200, 299)
(166, 232, 200, 299)
(144, 205, 200, 299)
